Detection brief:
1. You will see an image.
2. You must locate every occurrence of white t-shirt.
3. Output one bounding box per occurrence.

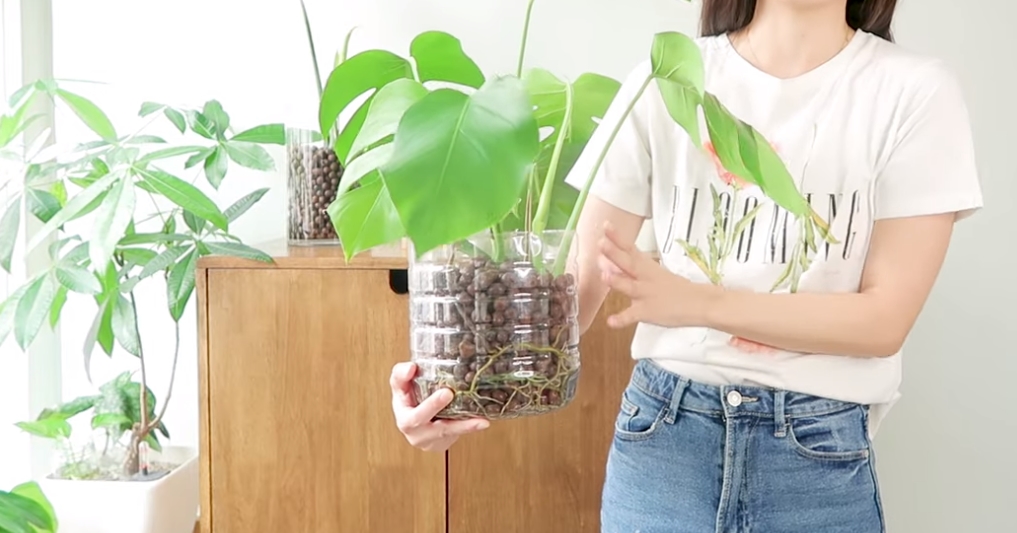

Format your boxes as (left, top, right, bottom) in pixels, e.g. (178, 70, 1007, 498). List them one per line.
(565, 30, 984, 435)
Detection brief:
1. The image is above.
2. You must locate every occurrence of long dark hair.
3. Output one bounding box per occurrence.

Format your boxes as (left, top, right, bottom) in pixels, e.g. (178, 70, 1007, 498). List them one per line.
(700, 0, 897, 42)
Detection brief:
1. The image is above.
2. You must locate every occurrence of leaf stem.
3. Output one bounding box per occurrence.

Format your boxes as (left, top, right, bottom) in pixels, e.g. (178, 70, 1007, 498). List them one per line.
(552, 73, 653, 275)
(128, 291, 148, 476)
(532, 79, 572, 235)
(516, 0, 537, 78)
(299, 0, 323, 99)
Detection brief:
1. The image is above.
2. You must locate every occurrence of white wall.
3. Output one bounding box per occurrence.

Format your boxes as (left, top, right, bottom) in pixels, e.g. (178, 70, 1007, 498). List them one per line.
(38, 0, 1016, 531)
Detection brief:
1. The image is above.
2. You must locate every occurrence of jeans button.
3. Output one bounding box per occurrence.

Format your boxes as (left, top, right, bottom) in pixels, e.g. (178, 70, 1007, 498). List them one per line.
(726, 390, 743, 407)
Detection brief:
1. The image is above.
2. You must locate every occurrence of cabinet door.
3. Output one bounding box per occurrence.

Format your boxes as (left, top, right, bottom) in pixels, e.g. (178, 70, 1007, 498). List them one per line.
(448, 293, 637, 533)
(203, 268, 444, 533)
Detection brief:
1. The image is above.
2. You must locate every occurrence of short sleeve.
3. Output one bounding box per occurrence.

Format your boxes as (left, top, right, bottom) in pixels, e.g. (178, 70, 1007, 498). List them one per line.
(874, 63, 984, 221)
(563, 62, 653, 218)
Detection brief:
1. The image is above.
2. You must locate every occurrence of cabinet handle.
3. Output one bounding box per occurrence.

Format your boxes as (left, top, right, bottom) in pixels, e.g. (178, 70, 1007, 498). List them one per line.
(388, 269, 409, 295)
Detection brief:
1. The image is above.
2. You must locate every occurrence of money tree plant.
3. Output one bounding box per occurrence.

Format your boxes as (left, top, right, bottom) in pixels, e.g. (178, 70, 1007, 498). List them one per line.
(0, 80, 281, 478)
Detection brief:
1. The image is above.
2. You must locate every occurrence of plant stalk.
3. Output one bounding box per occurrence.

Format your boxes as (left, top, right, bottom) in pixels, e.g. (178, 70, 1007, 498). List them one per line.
(531, 80, 573, 235)
(299, 0, 323, 99)
(516, 0, 538, 77)
(127, 291, 148, 477)
(552, 74, 653, 276)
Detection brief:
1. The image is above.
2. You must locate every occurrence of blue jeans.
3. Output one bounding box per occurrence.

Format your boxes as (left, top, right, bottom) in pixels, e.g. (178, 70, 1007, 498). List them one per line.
(601, 360, 886, 533)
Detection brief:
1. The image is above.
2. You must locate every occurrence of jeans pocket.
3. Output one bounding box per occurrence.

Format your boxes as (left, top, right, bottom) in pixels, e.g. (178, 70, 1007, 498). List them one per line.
(613, 384, 668, 442)
(787, 405, 872, 462)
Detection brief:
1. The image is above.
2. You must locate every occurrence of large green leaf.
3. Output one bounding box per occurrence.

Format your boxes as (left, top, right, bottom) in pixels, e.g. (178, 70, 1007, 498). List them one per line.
(89, 176, 136, 269)
(333, 96, 373, 165)
(10, 482, 57, 533)
(409, 31, 485, 89)
(0, 483, 56, 533)
(13, 274, 56, 350)
(328, 173, 405, 260)
(0, 488, 52, 533)
(701, 94, 811, 217)
(526, 69, 620, 145)
(378, 76, 539, 255)
(651, 31, 705, 147)
(347, 79, 428, 161)
(135, 168, 228, 230)
(54, 89, 117, 141)
(339, 143, 393, 195)
(318, 50, 414, 139)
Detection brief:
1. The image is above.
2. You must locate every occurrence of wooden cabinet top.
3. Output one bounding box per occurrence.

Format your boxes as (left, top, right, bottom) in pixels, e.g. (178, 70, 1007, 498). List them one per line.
(197, 239, 409, 270)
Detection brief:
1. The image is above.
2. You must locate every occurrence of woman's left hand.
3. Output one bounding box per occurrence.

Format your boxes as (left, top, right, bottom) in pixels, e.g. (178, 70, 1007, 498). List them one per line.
(597, 222, 719, 329)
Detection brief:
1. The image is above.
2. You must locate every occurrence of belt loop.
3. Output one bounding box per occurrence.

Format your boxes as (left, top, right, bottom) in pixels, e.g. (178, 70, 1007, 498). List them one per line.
(664, 378, 690, 425)
(774, 390, 787, 438)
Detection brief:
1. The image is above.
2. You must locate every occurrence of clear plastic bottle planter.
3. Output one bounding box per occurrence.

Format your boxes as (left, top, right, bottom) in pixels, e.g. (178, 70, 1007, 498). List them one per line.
(286, 127, 341, 245)
(409, 230, 581, 420)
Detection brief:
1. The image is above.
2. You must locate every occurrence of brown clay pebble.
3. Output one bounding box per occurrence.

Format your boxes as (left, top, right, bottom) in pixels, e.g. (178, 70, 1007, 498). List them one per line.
(288, 144, 343, 242)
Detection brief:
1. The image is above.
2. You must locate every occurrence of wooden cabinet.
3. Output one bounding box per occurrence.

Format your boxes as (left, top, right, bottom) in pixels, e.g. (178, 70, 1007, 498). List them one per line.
(196, 242, 636, 533)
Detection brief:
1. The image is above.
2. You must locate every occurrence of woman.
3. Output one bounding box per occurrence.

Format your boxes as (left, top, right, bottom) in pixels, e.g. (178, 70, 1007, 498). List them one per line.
(390, 0, 983, 531)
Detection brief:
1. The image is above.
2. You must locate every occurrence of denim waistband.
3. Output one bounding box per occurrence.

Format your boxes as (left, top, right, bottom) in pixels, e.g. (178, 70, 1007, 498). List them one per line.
(630, 359, 863, 419)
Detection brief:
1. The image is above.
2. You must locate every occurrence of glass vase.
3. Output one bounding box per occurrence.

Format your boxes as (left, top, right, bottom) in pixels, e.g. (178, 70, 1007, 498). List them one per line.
(408, 229, 581, 420)
(286, 127, 341, 245)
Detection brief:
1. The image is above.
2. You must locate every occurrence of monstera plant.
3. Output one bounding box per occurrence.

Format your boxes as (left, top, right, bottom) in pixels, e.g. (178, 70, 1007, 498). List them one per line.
(311, 0, 835, 420)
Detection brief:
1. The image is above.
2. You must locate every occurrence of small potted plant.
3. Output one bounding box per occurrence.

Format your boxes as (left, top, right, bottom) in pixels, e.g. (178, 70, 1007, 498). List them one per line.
(0, 80, 281, 533)
(0, 481, 57, 533)
(320, 0, 835, 421)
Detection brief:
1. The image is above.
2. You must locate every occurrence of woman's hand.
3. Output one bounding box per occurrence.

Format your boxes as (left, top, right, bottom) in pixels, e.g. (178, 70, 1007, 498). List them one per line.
(390, 362, 490, 452)
(597, 222, 720, 330)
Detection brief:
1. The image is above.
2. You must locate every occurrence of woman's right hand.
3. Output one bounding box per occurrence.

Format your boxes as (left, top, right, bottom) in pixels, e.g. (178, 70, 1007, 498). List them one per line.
(390, 361, 490, 452)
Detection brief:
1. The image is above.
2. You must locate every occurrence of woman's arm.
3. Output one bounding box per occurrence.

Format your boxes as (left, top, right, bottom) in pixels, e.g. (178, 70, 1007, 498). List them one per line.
(574, 196, 645, 335)
(704, 213, 956, 357)
(598, 212, 958, 358)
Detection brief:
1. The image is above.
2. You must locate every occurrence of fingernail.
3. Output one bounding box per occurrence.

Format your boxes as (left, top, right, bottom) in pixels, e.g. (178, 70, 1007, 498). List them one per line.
(475, 421, 489, 430)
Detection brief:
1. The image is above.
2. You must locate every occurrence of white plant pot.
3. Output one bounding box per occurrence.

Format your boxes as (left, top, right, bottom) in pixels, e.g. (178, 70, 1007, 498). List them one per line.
(39, 446, 199, 533)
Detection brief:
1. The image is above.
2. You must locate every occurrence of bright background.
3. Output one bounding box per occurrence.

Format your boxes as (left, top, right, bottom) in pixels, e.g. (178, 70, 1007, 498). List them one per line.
(1, 1, 1014, 531)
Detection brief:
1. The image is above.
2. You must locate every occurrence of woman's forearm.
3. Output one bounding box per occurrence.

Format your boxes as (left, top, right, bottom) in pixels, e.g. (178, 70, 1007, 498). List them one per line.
(574, 196, 646, 335)
(703, 288, 906, 358)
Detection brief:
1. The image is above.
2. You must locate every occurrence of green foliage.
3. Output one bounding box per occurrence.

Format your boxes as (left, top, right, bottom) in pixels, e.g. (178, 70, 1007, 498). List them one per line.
(0, 81, 277, 357)
(0, 482, 57, 533)
(316, 1, 828, 273)
(0, 79, 280, 477)
(16, 371, 172, 476)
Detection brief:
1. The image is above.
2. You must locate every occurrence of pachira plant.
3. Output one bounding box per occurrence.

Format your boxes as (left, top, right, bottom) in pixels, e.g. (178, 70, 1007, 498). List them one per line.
(0, 481, 57, 533)
(0, 79, 280, 478)
(318, 0, 835, 284)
